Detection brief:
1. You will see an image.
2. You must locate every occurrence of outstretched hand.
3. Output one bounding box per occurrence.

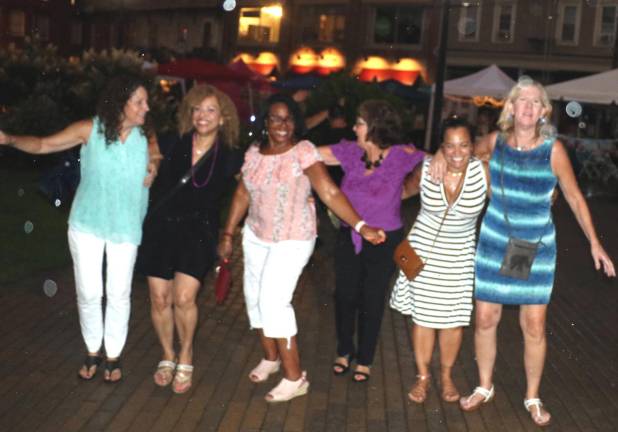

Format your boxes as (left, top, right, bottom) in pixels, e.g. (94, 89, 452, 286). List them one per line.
(360, 225, 386, 245)
(591, 243, 616, 277)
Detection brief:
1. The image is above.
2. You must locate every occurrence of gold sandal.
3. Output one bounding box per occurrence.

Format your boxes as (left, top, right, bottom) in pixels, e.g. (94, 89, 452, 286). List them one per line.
(408, 374, 431, 403)
(441, 378, 461, 402)
(153, 360, 176, 387)
(172, 364, 194, 394)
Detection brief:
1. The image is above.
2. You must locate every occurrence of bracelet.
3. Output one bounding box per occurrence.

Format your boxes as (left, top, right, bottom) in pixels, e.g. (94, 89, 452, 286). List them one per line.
(149, 153, 163, 161)
(354, 220, 366, 233)
(221, 232, 234, 238)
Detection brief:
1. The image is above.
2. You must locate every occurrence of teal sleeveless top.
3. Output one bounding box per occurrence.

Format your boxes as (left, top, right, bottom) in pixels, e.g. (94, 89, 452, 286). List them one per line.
(68, 117, 149, 245)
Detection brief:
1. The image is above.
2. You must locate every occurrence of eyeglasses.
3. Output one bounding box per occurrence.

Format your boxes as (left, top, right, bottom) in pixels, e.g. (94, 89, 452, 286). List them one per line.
(267, 115, 295, 126)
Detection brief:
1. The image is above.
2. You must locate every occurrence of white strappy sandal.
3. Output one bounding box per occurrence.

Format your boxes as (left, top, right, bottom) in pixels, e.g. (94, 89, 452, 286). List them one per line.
(524, 398, 552, 427)
(459, 385, 495, 412)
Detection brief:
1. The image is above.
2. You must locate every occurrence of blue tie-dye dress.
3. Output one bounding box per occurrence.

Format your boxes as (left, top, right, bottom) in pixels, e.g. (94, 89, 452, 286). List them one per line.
(474, 134, 557, 305)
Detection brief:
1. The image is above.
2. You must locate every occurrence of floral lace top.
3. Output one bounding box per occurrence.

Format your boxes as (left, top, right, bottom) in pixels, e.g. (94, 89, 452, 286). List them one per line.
(242, 140, 322, 242)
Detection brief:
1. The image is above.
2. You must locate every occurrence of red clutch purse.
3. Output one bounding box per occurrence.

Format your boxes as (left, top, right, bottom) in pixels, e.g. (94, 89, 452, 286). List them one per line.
(214, 259, 232, 305)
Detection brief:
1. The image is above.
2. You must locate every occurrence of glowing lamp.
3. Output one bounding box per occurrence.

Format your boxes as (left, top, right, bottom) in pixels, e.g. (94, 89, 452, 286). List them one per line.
(356, 56, 391, 82)
(251, 51, 278, 75)
(316, 47, 345, 75)
(289, 47, 318, 74)
(390, 58, 422, 85)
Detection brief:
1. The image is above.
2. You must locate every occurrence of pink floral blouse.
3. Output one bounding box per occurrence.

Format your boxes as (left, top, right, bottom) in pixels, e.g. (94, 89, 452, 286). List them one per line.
(242, 140, 322, 242)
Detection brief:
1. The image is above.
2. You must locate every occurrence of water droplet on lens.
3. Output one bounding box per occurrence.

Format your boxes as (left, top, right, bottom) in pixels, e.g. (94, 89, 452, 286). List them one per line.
(24, 221, 34, 234)
(43, 279, 58, 297)
(578, 121, 586, 129)
(566, 101, 582, 118)
(17, 188, 24, 197)
(64, 161, 70, 167)
(54, 199, 61, 207)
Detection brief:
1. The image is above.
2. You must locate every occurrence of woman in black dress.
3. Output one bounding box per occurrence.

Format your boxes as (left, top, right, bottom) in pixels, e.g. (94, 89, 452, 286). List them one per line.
(137, 84, 241, 393)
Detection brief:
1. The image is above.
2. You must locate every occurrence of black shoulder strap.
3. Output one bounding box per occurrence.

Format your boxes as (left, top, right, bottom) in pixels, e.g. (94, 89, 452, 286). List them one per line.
(146, 141, 212, 218)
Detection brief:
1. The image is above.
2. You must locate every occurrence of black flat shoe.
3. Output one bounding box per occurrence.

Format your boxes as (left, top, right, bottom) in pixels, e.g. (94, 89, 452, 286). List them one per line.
(78, 355, 102, 381)
(104, 359, 123, 383)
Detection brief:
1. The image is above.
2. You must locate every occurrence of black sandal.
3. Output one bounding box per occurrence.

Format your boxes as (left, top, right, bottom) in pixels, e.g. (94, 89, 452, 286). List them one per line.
(78, 355, 102, 381)
(352, 369, 371, 383)
(332, 354, 353, 376)
(104, 359, 123, 383)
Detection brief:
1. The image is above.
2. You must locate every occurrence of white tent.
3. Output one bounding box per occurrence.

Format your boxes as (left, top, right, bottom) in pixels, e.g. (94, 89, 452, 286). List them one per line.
(443, 64, 515, 98)
(545, 69, 618, 105)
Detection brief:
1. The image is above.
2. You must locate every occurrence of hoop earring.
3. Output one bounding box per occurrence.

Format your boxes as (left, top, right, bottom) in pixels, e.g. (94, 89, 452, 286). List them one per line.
(538, 117, 547, 125)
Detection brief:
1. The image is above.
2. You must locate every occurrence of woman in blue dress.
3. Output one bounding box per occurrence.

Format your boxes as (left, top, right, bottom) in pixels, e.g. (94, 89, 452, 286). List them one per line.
(434, 77, 615, 426)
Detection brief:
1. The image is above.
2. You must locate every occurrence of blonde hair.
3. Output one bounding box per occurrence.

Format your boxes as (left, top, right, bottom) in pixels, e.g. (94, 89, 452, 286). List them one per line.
(177, 84, 240, 148)
(497, 76, 554, 137)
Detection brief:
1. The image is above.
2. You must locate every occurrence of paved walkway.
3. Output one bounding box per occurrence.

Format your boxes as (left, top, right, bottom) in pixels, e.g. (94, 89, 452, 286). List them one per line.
(0, 197, 616, 431)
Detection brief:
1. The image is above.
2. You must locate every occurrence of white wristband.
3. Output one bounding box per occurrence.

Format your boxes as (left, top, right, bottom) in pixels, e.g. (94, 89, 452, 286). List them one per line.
(354, 220, 366, 233)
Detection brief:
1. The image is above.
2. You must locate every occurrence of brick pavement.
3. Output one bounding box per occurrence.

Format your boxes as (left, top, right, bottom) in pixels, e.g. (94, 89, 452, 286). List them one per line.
(0, 197, 616, 431)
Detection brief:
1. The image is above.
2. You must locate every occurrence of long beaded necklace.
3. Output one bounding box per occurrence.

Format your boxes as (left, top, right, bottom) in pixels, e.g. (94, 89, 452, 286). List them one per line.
(360, 151, 384, 169)
(191, 133, 219, 188)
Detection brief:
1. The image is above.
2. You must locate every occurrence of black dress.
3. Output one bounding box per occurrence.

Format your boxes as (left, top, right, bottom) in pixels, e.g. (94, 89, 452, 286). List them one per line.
(136, 132, 242, 281)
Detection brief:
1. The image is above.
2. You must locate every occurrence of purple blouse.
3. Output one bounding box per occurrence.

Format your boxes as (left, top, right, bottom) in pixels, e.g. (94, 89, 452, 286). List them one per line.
(330, 139, 424, 253)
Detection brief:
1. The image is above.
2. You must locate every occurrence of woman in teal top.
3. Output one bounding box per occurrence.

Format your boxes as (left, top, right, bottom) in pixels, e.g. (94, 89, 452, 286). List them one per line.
(0, 75, 160, 383)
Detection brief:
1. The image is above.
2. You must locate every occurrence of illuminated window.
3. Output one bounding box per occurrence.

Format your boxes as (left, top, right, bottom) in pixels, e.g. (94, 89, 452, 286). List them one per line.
(373, 6, 423, 46)
(458, 3, 481, 42)
(492, 2, 516, 43)
(594, 3, 618, 47)
(556, 2, 581, 45)
(300, 6, 345, 43)
(238, 5, 282, 44)
(8, 10, 26, 37)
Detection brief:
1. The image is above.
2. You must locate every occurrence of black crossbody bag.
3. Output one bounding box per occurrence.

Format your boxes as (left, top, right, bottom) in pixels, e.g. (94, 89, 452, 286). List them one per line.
(498, 142, 551, 280)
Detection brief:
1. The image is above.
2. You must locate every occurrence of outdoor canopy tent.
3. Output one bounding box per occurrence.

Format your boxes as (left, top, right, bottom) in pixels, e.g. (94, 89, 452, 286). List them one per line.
(443, 64, 515, 98)
(157, 58, 272, 120)
(545, 68, 618, 105)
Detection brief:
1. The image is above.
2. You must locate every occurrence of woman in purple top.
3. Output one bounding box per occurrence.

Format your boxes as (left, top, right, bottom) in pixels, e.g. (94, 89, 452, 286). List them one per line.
(319, 99, 425, 382)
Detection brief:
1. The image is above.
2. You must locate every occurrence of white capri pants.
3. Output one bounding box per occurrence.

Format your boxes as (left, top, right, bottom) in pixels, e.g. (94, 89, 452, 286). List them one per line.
(242, 226, 315, 340)
(68, 228, 138, 358)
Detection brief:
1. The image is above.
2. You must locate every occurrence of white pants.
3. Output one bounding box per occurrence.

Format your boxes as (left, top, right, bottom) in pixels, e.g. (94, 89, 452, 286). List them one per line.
(68, 228, 137, 358)
(242, 226, 315, 339)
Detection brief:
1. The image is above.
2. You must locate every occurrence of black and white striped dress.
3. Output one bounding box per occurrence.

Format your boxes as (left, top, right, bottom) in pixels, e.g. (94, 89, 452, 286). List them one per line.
(390, 157, 487, 329)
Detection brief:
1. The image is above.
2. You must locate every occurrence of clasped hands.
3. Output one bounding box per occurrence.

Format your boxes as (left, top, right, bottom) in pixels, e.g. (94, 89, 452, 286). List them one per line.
(359, 225, 386, 245)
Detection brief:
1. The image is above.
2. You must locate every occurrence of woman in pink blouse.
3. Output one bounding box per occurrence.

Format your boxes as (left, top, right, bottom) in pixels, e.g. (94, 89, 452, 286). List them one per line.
(218, 94, 384, 403)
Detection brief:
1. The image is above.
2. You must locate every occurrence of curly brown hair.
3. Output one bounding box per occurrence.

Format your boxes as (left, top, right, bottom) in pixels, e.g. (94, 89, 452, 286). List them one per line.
(358, 99, 403, 149)
(177, 84, 240, 148)
(96, 75, 149, 145)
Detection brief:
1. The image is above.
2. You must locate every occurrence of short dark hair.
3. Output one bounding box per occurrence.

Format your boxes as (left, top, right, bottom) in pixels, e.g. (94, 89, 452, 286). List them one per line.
(440, 116, 474, 143)
(358, 99, 402, 149)
(256, 93, 307, 148)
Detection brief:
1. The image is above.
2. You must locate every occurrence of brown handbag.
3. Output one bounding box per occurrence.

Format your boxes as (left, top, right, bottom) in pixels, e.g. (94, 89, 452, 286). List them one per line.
(393, 240, 425, 280)
(394, 165, 466, 281)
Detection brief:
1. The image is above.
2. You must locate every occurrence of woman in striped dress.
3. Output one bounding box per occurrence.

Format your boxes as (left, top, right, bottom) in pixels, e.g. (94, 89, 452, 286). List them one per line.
(391, 117, 488, 403)
(450, 77, 615, 427)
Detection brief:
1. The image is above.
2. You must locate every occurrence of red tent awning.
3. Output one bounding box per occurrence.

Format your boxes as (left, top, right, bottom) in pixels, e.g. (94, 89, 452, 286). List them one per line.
(157, 58, 248, 82)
